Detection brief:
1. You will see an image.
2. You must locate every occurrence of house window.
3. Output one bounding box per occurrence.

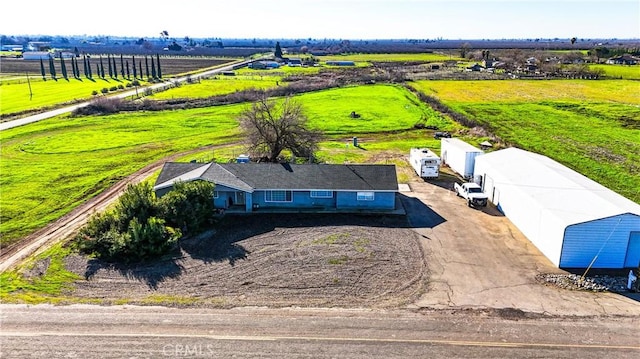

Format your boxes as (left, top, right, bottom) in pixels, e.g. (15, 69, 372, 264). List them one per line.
(310, 190, 333, 198)
(213, 191, 219, 199)
(357, 191, 375, 201)
(265, 190, 292, 202)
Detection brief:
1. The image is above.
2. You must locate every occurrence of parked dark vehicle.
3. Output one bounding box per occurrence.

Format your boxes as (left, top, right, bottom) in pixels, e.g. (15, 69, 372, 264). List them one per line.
(434, 131, 452, 139)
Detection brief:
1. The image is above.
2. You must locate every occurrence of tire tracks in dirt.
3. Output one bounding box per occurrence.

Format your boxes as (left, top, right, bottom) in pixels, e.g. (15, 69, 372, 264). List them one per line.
(0, 143, 239, 273)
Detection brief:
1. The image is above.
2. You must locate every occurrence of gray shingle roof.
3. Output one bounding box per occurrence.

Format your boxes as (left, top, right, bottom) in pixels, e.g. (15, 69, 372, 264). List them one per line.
(154, 162, 398, 192)
(155, 162, 207, 185)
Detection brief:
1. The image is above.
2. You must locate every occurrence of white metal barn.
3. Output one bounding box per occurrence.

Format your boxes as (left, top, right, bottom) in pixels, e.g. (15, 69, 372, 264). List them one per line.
(440, 138, 484, 179)
(409, 148, 440, 178)
(474, 147, 640, 269)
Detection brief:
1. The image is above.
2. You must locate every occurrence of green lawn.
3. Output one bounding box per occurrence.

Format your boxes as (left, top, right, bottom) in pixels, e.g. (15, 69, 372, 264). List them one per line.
(1, 77, 146, 115)
(0, 84, 455, 246)
(411, 79, 640, 203)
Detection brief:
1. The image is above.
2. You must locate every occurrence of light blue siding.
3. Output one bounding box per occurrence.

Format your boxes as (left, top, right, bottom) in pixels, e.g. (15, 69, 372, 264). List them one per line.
(625, 232, 640, 268)
(561, 213, 640, 268)
(252, 190, 337, 210)
(244, 190, 395, 211)
(213, 185, 241, 209)
(335, 192, 395, 210)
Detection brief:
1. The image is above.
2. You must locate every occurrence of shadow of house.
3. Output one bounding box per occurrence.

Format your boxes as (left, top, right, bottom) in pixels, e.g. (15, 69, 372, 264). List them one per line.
(179, 229, 249, 266)
(398, 194, 446, 229)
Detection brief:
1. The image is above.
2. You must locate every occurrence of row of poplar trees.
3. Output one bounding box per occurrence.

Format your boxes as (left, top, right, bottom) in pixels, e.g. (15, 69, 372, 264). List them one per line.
(39, 53, 162, 81)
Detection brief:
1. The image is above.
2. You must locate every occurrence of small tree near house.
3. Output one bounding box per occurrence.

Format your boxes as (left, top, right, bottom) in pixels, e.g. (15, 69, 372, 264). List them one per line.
(238, 96, 320, 162)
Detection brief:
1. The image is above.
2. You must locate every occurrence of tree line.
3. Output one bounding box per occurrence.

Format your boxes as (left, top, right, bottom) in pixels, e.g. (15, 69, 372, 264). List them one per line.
(39, 53, 163, 81)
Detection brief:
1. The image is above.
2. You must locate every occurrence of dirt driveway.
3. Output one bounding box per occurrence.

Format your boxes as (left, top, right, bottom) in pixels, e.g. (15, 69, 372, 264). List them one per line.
(401, 178, 640, 316)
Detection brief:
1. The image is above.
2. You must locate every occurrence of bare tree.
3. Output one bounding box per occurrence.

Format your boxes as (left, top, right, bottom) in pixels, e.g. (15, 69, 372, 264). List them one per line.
(459, 42, 471, 58)
(239, 96, 320, 162)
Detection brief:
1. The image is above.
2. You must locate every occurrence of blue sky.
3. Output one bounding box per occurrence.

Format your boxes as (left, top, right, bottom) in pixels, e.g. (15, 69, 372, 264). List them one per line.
(2, 0, 638, 39)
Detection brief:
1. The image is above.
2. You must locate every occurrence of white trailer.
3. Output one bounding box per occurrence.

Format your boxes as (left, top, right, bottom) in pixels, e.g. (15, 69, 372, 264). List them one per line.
(410, 148, 440, 179)
(440, 138, 484, 179)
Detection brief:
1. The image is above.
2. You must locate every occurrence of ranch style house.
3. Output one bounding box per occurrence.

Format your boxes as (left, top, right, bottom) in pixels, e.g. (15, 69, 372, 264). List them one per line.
(153, 162, 399, 212)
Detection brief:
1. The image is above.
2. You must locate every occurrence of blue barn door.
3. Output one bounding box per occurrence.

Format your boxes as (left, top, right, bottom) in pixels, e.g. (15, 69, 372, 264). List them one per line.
(624, 232, 640, 268)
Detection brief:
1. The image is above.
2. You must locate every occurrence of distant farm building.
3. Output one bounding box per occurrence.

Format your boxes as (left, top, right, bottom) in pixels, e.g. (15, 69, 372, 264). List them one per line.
(248, 61, 280, 69)
(1, 45, 23, 51)
(22, 51, 52, 60)
(474, 147, 640, 269)
(26, 41, 51, 51)
(53, 51, 75, 59)
(466, 63, 484, 72)
(326, 60, 356, 66)
(287, 58, 302, 66)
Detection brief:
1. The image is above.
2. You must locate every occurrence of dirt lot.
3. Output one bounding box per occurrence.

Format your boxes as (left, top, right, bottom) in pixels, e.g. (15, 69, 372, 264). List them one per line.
(65, 214, 426, 308)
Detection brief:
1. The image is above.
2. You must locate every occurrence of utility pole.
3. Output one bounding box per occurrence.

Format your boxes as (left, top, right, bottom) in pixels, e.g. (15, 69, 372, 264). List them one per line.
(26, 72, 33, 100)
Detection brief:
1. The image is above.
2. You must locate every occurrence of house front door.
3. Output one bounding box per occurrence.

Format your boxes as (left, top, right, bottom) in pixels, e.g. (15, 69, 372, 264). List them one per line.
(235, 192, 246, 205)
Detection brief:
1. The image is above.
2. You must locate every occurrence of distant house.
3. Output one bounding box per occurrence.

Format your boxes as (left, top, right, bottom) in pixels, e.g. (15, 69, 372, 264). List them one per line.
(466, 63, 484, 72)
(326, 60, 356, 66)
(26, 41, 51, 51)
(248, 60, 280, 69)
(154, 162, 399, 212)
(482, 59, 494, 68)
(288, 58, 302, 66)
(22, 51, 52, 60)
(606, 55, 639, 65)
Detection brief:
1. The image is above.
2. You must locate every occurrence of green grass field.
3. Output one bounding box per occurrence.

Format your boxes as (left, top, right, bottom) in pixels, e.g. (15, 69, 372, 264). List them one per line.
(1, 77, 146, 115)
(0, 105, 244, 245)
(300, 84, 452, 135)
(151, 76, 280, 99)
(0, 84, 452, 246)
(590, 64, 640, 80)
(411, 80, 640, 203)
(119, 66, 323, 100)
(318, 53, 461, 63)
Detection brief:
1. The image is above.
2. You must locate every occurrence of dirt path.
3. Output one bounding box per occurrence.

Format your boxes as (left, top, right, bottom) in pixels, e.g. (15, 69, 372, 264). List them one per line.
(0, 144, 237, 273)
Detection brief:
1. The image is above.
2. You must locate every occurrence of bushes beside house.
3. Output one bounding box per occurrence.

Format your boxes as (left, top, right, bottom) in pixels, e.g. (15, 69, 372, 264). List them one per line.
(75, 181, 214, 263)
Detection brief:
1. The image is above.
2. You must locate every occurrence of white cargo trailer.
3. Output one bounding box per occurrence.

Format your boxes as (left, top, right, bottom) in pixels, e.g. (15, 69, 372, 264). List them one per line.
(440, 138, 484, 179)
(410, 148, 440, 179)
